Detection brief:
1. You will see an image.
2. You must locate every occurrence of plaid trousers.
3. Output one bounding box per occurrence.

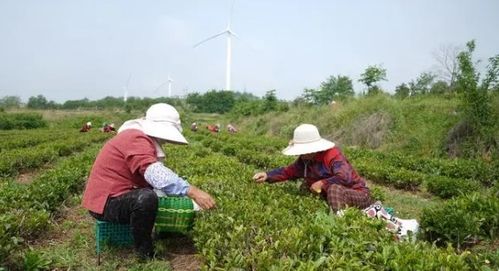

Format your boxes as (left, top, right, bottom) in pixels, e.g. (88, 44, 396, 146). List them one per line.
(326, 184, 373, 212)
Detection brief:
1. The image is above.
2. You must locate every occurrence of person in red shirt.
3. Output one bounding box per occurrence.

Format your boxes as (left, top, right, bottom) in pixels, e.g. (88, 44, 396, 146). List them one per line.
(82, 103, 216, 260)
(252, 124, 373, 213)
(102, 122, 116, 133)
(80, 121, 92, 132)
(207, 124, 220, 133)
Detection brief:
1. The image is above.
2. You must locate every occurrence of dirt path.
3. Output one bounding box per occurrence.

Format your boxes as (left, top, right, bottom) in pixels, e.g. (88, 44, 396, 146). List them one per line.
(16, 170, 39, 184)
(160, 234, 202, 271)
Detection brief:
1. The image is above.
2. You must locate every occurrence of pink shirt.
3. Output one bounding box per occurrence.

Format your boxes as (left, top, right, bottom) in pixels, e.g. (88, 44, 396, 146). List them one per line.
(82, 129, 158, 214)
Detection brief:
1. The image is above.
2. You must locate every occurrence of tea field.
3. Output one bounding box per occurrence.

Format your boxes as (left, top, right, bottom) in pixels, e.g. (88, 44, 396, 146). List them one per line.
(0, 123, 497, 270)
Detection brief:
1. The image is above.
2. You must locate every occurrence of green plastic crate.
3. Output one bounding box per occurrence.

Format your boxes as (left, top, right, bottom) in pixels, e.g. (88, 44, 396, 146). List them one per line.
(95, 220, 134, 254)
(155, 196, 196, 234)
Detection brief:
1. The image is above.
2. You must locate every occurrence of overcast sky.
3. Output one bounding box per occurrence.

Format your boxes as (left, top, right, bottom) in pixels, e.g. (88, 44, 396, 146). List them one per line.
(0, 0, 498, 102)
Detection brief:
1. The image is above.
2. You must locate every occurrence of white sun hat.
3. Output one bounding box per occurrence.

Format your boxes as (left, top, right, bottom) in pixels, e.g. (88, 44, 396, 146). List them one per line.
(142, 103, 188, 144)
(282, 124, 335, 156)
(118, 103, 188, 145)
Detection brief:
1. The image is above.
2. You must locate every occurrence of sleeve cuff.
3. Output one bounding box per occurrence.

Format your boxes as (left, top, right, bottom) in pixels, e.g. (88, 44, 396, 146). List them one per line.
(177, 181, 190, 196)
(265, 172, 275, 183)
(321, 179, 328, 189)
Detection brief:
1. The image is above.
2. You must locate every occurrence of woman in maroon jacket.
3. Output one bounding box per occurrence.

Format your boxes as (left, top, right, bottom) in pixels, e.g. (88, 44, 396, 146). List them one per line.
(252, 124, 373, 213)
(253, 124, 421, 240)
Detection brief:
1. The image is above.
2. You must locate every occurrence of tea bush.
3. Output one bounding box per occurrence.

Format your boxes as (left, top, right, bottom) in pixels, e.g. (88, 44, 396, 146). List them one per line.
(420, 192, 499, 248)
(0, 145, 101, 263)
(0, 113, 47, 130)
(425, 175, 481, 199)
(346, 147, 498, 187)
(165, 133, 490, 270)
(0, 132, 110, 178)
(0, 129, 74, 152)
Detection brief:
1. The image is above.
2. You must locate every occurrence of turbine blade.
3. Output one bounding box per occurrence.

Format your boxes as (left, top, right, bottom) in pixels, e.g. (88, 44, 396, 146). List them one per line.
(126, 73, 132, 89)
(229, 30, 239, 39)
(193, 30, 227, 48)
(154, 82, 167, 92)
(228, 0, 235, 28)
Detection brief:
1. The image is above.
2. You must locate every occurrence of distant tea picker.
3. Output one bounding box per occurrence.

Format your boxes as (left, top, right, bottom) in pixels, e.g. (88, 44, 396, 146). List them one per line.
(80, 122, 92, 132)
(190, 122, 198, 132)
(252, 124, 419, 240)
(100, 122, 116, 133)
(227, 123, 238, 134)
(207, 124, 220, 133)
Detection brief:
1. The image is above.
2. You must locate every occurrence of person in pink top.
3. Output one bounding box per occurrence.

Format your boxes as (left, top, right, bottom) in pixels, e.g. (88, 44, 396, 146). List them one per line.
(227, 123, 238, 134)
(82, 103, 216, 260)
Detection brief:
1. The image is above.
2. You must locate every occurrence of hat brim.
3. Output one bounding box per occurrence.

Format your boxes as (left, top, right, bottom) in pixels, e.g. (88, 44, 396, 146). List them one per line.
(282, 139, 335, 156)
(142, 120, 188, 145)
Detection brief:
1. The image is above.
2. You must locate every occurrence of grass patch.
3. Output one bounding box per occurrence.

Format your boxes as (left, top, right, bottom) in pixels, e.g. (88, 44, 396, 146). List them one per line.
(367, 181, 441, 219)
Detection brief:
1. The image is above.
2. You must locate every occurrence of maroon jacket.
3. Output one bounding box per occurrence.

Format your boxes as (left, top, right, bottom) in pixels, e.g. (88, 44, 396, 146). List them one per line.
(266, 147, 369, 193)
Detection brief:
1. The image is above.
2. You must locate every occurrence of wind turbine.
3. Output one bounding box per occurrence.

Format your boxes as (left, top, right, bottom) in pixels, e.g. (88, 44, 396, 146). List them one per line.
(153, 74, 174, 97)
(194, 0, 237, 91)
(123, 73, 132, 102)
(167, 74, 173, 97)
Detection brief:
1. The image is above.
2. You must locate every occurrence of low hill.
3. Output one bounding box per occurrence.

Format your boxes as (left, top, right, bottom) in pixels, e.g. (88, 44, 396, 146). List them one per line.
(230, 94, 499, 160)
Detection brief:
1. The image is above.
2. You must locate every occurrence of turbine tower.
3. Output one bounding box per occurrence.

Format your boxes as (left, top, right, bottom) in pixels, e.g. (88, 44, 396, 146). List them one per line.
(123, 73, 132, 102)
(194, 1, 237, 91)
(123, 87, 128, 103)
(167, 74, 173, 97)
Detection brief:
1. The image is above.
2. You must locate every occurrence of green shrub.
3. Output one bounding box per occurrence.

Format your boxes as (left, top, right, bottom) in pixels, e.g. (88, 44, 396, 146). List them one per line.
(425, 176, 482, 199)
(370, 186, 386, 202)
(420, 193, 499, 248)
(221, 145, 236, 156)
(0, 113, 47, 130)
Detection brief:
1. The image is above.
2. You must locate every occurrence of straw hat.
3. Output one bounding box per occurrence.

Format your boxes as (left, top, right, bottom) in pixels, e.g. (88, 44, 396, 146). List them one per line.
(141, 103, 188, 144)
(282, 124, 335, 156)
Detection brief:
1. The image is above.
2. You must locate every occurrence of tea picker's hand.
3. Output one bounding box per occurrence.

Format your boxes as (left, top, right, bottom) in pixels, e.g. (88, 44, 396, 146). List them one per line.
(252, 172, 267, 183)
(187, 185, 216, 210)
(310, 180, 323, 194)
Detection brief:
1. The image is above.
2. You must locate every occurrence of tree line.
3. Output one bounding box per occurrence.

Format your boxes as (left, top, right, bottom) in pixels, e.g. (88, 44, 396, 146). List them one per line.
(0, 90, 288, 116)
